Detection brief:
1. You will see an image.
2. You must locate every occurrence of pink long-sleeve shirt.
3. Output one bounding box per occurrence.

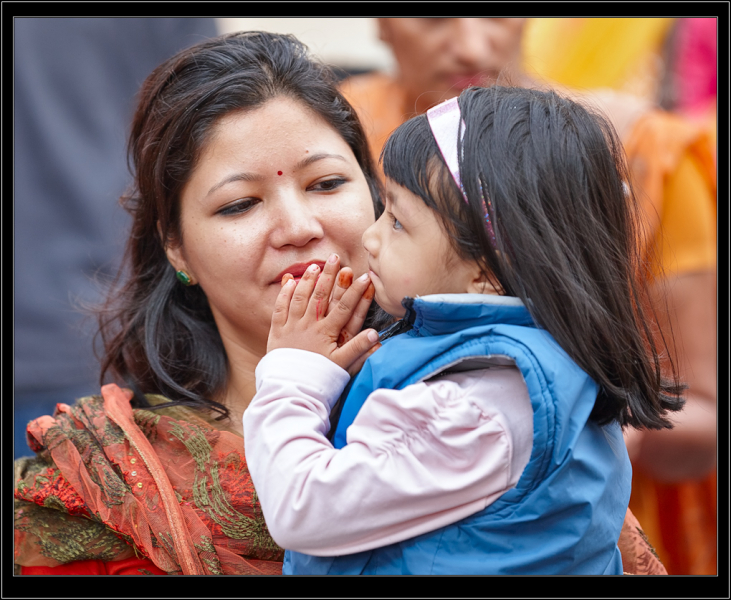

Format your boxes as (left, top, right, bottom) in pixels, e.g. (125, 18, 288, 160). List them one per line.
(243, 348, 533, 556)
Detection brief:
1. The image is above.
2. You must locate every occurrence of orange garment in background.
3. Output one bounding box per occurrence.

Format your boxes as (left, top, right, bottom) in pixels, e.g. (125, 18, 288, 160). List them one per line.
(624, 109, 717, 277)
(342, 72, 411, 168)
(622, 110, 717, 576)
(341, 73, 717, 575)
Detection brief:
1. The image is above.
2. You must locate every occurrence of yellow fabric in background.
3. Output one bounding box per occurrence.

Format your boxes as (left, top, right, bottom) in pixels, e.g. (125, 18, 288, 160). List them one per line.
(522, 18, 675, 97)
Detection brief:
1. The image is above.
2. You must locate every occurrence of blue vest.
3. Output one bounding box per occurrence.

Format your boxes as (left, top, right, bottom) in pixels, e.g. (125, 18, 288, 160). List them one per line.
(285, 295, 631, 574)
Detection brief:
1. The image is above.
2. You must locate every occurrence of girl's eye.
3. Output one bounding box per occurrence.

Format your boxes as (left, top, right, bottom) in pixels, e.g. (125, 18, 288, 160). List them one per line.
(389, 212, 403, 231)
(218, 198, 259, 216)
(309, 178, 347, 192)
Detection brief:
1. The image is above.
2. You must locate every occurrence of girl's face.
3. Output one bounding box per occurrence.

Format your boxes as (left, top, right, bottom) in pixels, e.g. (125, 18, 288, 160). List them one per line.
(361, 178, 486, 318)
(166, 97, 375, 357)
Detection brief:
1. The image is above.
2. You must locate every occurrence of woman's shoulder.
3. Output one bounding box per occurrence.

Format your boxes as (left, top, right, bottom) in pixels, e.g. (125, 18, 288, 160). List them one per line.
(138, 392, 240, 434)
(15, 384, 282, 574)
(44, 387, 241, 436)
(14, 454, 138, 569)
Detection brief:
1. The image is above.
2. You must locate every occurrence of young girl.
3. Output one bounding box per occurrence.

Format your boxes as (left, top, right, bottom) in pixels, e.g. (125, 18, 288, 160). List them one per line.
(243, 86, 685, 574)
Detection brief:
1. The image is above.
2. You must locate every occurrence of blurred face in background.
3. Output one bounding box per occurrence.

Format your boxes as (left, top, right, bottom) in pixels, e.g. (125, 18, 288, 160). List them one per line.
(378, 18, 528, 114)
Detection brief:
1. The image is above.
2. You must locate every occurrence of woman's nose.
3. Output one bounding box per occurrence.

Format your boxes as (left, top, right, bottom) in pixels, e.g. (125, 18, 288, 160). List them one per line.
(270, 194, 325, 248)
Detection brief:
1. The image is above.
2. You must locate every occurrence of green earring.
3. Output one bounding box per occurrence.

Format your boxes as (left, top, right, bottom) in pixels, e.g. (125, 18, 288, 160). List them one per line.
(176, 270, 193, 286)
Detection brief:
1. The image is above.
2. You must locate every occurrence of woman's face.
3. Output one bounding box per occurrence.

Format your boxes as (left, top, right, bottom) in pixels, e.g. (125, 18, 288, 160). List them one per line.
(166, 97, 376, 357)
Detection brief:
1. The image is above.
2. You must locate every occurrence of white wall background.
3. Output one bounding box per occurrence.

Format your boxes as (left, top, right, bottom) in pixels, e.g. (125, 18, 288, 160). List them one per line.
(216, 18, 394, 72)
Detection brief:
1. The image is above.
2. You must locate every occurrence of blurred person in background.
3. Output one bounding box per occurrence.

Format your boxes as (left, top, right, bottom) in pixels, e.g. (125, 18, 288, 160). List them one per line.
(340, 17, 717, 575)
(14, 17, 218, 459)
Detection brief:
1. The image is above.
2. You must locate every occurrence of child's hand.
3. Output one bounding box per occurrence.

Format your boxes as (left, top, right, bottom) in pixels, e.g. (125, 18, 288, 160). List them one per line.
(268, 254, 381, 373)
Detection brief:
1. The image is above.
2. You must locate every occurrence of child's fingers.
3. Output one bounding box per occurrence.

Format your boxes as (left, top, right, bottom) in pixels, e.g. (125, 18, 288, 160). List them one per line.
(288, 263, 320, 320)
(326, 267, 353, 317)
(333, 329, 380, 372)
(271, 276, 297, 327)
(338, 282, 375, 346)
(325, 272, 371, 334)
(307, 254, 339, 322)
(346, 340, 381, 377)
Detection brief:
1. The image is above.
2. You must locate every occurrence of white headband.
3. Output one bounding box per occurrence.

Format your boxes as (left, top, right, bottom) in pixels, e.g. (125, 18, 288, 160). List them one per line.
(426, 96, 496, 244)
(426, 97, 468, 203)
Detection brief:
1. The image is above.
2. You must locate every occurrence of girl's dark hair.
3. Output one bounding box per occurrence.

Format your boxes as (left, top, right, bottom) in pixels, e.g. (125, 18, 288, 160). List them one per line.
(382, 85, 685, 430)
(98, 31, 384, 418)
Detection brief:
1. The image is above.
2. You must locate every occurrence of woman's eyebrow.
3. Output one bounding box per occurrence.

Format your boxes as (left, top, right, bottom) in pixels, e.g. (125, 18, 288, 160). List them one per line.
(205, 153, 347, 198)
(206, 172, 264, 198)
(294, 153, 348, 171)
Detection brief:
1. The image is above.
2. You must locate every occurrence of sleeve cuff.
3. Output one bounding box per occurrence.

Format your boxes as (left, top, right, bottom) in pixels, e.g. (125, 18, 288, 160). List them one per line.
(255, 348, 351, 407)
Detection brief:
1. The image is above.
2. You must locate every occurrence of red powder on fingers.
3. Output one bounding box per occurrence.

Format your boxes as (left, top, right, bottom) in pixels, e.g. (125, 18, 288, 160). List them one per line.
(315, 299, 323, 320)
(337, 271, 353, 288)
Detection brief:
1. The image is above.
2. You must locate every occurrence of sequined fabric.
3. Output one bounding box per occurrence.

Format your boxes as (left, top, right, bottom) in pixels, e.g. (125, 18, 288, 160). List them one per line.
(14, 384, 283, 575)
(617, 508, 668, 575)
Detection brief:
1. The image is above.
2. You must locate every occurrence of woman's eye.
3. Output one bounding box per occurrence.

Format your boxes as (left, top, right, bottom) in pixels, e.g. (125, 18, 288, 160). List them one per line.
(218, 198, 258, 216)
(309, 178, 347, 192)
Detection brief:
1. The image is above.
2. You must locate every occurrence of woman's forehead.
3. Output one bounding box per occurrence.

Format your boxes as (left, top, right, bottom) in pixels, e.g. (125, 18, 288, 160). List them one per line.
(204, 97, 353, 162)
(180, 98, 362, 204)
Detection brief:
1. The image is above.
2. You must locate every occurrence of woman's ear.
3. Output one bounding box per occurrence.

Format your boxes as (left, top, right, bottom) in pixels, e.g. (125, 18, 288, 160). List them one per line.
(159, 220, 196, 285)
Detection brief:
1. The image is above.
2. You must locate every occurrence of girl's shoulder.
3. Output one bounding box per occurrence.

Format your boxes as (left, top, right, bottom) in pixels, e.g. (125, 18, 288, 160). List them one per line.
(366, 364, 533, 446)
(423, 365, 534, 446)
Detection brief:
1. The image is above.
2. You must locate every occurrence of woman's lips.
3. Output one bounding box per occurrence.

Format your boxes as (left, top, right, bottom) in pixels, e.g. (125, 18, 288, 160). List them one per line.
(273, 261, 326, 284)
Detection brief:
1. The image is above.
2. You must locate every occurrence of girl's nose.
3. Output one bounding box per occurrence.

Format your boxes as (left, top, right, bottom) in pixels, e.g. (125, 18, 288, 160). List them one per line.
(270, 194, 325, 248)
(361, 218, 380, 256)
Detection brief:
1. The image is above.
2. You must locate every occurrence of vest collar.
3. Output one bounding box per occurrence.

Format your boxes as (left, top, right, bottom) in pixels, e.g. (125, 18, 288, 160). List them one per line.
(379, 294, 536, 341)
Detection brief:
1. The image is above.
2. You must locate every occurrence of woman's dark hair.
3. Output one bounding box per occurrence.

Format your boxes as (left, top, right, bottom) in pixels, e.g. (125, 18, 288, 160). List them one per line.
(381, 85, 685, 430)
(98, 31, 384, 418)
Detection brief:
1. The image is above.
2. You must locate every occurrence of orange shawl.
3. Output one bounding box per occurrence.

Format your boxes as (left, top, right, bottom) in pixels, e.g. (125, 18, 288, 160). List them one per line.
(14, 384, 283, 575)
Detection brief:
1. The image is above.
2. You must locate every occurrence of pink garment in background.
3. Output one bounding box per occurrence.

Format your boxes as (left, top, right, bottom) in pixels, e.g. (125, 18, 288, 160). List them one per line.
(675, 18, 717, 116)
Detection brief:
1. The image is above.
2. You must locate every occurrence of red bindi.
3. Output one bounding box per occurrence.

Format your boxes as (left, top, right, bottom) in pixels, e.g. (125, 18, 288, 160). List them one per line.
(277, 171, 283, 176)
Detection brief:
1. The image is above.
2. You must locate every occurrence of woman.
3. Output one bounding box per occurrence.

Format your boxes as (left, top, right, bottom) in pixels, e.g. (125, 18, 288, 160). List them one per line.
(14, 30, 665, 575)
(14, 30, 387, 576)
